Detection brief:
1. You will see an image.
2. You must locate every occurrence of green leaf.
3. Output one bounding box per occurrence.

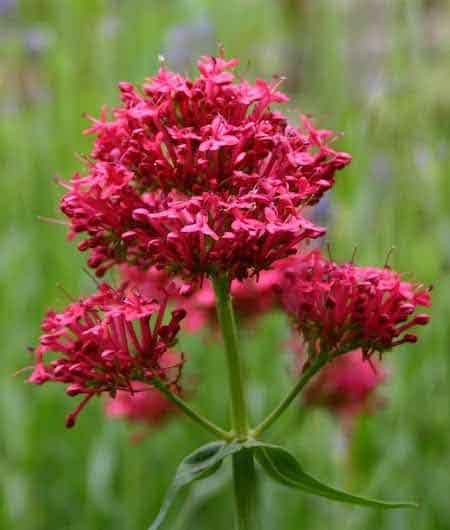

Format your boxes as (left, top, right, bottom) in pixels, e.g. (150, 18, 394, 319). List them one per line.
(255, 443, 417, 510)
(148, 440, 254, 530)
(171, 465, 231, 530)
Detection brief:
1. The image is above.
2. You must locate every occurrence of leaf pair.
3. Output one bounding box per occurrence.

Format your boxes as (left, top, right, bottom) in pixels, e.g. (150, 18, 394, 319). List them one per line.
(149, 440, 417, 529)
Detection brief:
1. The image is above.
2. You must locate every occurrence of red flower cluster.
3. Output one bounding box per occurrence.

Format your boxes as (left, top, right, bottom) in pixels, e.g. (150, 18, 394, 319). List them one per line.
(28, 284, 185, 427)
(301, 349, 386, 419)
(121, 264, 281, 331)
(279, 251, 431, 357)
(27, 53, 432, 436)
(61, 54, 351, 280)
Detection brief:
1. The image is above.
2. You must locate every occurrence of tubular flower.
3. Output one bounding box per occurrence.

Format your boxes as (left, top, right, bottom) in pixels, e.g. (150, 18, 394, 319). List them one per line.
(27, 283, 186, 427)
(279, 251, 431, 358)
(60, 54, 351, 280)
(121, 264, 281, 331)
(104, 381, 176, 428)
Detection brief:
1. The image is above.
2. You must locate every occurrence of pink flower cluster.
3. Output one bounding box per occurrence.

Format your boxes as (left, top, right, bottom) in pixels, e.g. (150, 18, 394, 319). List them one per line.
(28, 283, 185, 427)
(280, 251, 431, 358)
(61, 55, 351, 280)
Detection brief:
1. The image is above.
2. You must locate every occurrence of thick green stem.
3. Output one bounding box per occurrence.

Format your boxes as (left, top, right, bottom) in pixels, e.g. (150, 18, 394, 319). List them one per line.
(212, 274, 249, 439)
(232, 450, 257, 530)
(252, 354, 328, 438)
(212, 274, 256, 530)
(151, 377, 232, 441)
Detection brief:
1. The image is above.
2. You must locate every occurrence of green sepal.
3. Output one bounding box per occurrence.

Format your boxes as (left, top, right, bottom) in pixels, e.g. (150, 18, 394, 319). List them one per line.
(255, 443, 417, 510)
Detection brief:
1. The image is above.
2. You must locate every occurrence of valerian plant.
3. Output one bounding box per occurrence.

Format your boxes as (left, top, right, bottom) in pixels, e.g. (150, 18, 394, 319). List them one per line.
(26, 53, 431, 530)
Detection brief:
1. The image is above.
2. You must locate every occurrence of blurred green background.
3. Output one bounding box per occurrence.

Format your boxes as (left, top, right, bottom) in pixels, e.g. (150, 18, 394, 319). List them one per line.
(1, 0, 449, 529)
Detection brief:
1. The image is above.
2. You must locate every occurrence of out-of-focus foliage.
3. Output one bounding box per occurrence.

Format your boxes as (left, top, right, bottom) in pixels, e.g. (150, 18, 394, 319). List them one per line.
(0, 1, 448, 529)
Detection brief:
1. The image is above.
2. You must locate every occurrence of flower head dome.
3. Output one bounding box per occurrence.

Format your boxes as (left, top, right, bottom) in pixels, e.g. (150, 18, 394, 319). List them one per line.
(61, 54, 351, 280)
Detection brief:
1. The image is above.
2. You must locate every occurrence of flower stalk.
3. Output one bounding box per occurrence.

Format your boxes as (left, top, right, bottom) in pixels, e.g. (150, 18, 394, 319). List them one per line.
(212, 274, 249, 439)
(151, 377, 232, 441)
(252, 354, 328, 438)
(213, 274, 256, 530)
(232, 449, 257, 530)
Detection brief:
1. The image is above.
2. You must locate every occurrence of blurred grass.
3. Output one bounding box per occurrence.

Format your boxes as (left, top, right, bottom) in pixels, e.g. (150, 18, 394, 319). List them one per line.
(1, 0, 449, 529)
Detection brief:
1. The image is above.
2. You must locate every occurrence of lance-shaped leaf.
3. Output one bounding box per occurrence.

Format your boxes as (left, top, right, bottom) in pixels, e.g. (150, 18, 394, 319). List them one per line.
(149, 440, 256, 530)
(255, 443, 417, 509)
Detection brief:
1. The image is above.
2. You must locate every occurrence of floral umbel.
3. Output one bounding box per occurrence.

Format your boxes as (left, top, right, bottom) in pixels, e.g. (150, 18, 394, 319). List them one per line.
(61, 55, 350, 280)
(28, 283, 185, 427)
(279, 250, 431, 358)
(26, 53, 431, 530)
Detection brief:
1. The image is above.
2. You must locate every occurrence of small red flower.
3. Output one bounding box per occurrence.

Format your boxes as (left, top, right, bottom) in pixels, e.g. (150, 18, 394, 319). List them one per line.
(61, 54, 351, 280)
(279, 251, 431, 358)
(27, 283, 185, 427)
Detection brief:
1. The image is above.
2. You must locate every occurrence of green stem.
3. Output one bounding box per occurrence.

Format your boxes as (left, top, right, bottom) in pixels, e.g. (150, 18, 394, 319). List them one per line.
(212, 274, 249, 439)
(151, 377, 232, 441)
(232, 450, 257, 530)
(252, 354, 327, 438)
(212, 274, 256, 530)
